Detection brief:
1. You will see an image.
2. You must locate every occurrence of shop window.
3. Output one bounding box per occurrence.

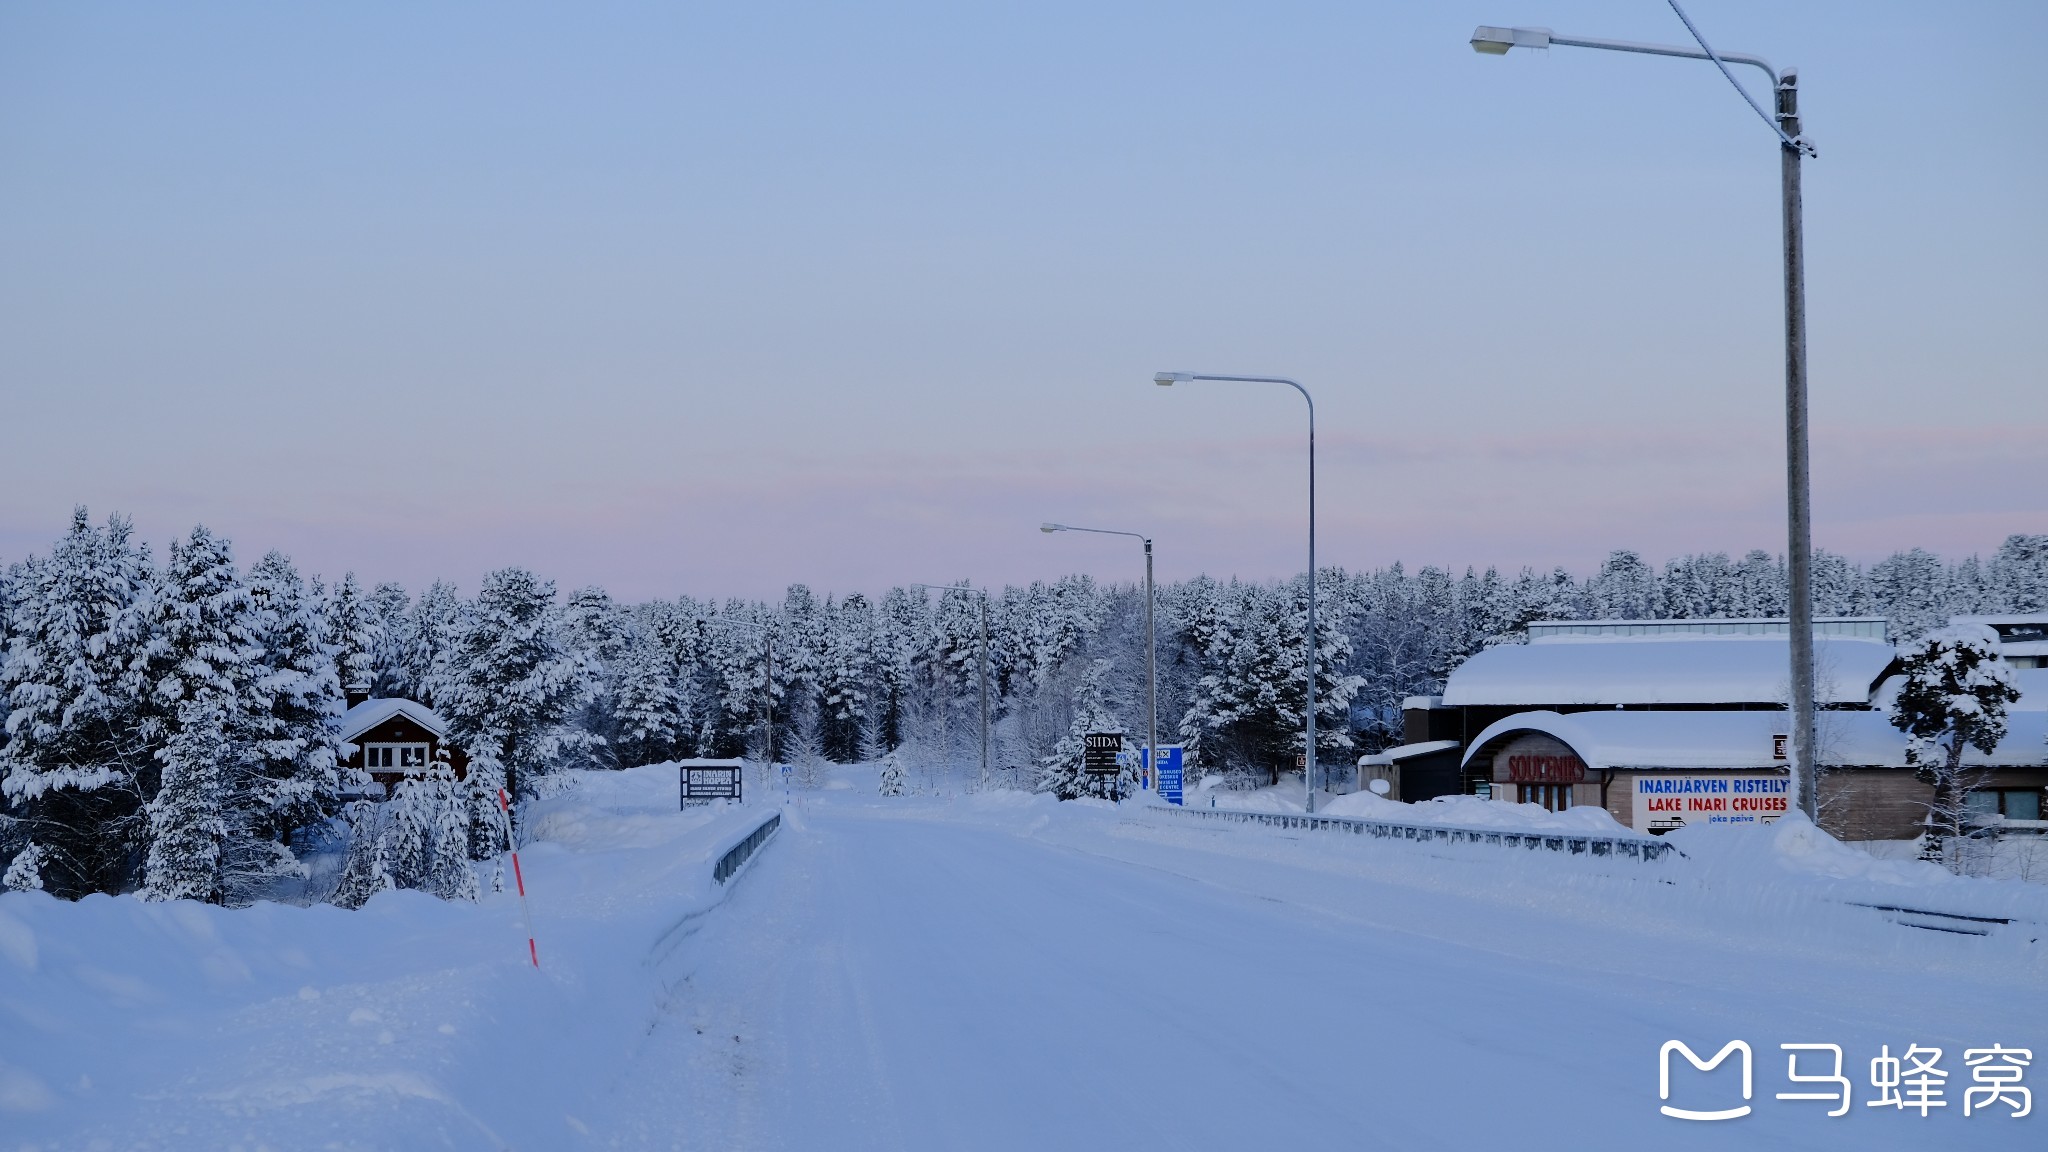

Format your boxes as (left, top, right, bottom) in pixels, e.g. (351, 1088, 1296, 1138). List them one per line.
(1518, 783, 1573, 812)
(1968, 789, 2042, 822)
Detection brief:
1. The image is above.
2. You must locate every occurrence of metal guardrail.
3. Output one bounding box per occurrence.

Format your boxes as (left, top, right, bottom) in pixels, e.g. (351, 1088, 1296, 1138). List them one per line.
(713, 811, 781, 885)
(1151, 803, 1681, 862)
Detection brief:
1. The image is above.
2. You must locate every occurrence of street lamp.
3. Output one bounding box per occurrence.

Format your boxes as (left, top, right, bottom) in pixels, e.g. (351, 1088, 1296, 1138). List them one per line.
(1154, 370, 1322, 813)
(1041, 522, 1156, 793)
(1470, 5, 1823, 821)
(911, 583, 991, 791)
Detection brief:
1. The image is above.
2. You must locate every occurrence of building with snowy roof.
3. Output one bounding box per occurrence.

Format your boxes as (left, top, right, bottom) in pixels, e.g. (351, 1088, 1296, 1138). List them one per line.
(1952, 613, 2048, 669)
(1391, 617, 2047, 840)
(338, 696, 466, 798)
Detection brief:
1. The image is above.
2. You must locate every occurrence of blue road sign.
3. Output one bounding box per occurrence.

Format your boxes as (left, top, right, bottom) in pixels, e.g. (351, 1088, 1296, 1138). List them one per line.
(1147, 745, 1185, 806)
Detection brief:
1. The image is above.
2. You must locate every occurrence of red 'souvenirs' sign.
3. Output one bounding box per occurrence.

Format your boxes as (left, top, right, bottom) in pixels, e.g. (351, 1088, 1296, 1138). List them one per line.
(1506, 752, 1586, 784)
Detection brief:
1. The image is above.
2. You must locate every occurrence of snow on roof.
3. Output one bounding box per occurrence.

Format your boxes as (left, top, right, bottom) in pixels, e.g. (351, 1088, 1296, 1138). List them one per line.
(1952, 613, 2048, 626)
(337, 697, 448, 743)
(1441, 635, 1895, 707)
(2012, 668, 2048, 711)
(1461, 708, 2048, 773)
(1359, 740, 1460, 766)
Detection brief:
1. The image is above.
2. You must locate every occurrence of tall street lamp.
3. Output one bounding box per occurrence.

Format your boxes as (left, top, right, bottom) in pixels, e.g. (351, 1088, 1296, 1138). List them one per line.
(911, 583, 991, 791)
(1470, 7, 1823, 820)
(1154, 370, 1322, 813)
(1041, 523, 1155, 791)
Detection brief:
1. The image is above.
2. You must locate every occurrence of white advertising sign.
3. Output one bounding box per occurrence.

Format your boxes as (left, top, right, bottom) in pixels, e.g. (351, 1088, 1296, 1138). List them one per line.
(1633, 774, 1788, 834)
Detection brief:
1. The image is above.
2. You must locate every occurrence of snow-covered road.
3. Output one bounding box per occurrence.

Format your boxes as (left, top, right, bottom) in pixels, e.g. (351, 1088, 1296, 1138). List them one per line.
(5, 771, 2043, 1150)
(580, 799, 2045, 1151)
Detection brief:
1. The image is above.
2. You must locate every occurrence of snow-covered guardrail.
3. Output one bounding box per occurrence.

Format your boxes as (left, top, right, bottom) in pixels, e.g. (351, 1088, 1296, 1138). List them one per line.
(711, 809, 781, 885)
(1151, 803, 1681, 862)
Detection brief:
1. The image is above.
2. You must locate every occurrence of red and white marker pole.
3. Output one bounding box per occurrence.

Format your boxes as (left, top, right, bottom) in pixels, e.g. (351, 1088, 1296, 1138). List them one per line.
(498, 788, 539, 968)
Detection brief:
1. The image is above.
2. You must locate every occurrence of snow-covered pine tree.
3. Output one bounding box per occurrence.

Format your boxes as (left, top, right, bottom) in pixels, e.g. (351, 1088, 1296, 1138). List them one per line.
(382, 769, 439, 889)
(462, 745, 511, 861)
(367, 582, 415, 698)
(1810, 550, 1863, 617)
(141, 696, 230, 902)
(324, 573, 382, 697)
(1733, 550, 1786, 618)
(436, 568, 586, 803)
(0, 509, 157, 897)
(230, 551, 345, 902)
(1586, 550, 1658, 620)
(135, 526, 268, 903)
(330, 801, 393, 909)
(877, 749, 906, 796)
(610, 639, 683, 768)
(406, 580, 465, 708)
(421, 754, 479, 901)
(1868, 549, 1949, 641)
(1037, 659, 1133, 801)
(817, 593, 875, 763)
(1989, 534, 2048, 612)
(1888, 624, 2023, 866)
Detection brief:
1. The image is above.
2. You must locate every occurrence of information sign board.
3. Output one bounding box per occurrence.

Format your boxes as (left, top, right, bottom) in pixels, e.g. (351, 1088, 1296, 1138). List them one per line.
(679, 761, 744, 806)
(1149, 745, 1185, 805)
(1083, 732, 1123, 775)
(1633, 773, 1786, 833)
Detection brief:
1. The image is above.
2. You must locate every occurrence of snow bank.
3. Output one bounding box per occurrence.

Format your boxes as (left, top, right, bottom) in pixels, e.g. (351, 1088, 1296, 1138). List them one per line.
(1318, 790, 1633, 835)
(0, 765, 784, 1148)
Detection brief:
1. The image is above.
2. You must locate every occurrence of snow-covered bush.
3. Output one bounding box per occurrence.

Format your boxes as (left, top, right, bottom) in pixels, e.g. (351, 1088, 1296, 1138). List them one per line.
(329, 756, 479, 909)
(877, 752, 906, 797)
(4, 843, 46, 891)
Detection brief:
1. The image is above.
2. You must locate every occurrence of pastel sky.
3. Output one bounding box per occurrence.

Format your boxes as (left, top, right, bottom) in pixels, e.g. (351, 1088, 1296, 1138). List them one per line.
(3, 1, 2042, 602)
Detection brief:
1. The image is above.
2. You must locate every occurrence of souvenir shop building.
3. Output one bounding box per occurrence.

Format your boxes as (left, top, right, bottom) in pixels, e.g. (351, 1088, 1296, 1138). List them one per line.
(1380, 617, 2048, 839)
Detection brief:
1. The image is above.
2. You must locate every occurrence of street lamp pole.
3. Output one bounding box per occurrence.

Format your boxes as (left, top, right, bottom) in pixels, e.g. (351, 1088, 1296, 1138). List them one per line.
(1041, 524, 1156, 792)
(1154, 371, 1319, 813)
(912, 584, 991, 791)
(1470, 10, 1821, 820)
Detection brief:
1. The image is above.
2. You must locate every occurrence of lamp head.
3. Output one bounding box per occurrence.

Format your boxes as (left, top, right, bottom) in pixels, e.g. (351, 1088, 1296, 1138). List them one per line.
(1154, 371, 1192, 386)
(1470, 25, 1550, 54)
(1040, 523, 1065, 534)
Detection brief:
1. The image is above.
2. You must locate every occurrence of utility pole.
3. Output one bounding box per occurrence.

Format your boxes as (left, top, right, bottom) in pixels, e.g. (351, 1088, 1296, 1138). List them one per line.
(1779, 69, 1818, 821)
(1142, 535, 1156, 791)
(978, 595, 991, 791)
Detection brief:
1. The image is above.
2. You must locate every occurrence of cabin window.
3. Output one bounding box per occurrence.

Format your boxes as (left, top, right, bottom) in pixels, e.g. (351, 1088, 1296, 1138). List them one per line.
(1517, 782, 1573, 812)
(364, 743, 431, 771)
(1967, 789, 2042, 822)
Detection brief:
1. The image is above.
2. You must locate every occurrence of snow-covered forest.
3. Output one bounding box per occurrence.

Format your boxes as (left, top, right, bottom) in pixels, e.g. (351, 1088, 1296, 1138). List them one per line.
(2, 507, 2045, 904)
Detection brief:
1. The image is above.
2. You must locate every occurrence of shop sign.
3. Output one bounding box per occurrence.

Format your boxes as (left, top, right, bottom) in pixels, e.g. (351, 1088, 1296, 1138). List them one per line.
(1634, 774, 1788, 833)
(1499, 733, 1587, 784)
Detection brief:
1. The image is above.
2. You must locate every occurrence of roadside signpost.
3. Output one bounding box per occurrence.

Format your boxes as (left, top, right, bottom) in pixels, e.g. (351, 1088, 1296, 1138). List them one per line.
(1148, 745, 1185, 805)
(677, 758, 745, 807)
(1083, 733, 1123, 775)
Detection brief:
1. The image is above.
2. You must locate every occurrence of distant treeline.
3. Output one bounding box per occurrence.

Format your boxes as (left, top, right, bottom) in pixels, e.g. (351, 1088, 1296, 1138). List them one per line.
(2, 505, 2043, 902)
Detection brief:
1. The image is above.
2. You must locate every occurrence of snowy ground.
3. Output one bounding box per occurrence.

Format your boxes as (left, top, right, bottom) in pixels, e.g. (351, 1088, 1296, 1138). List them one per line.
(4, 765, 2045, 1150)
